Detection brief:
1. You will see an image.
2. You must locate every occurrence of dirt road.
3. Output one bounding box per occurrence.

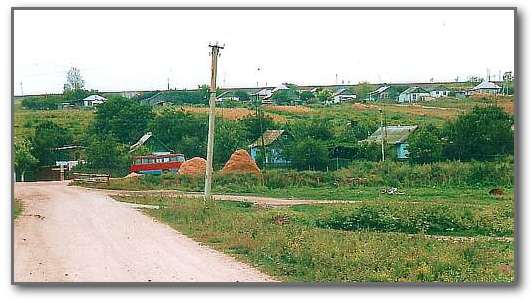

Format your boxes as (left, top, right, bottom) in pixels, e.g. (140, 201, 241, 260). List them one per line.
(13, 181, 275, 283)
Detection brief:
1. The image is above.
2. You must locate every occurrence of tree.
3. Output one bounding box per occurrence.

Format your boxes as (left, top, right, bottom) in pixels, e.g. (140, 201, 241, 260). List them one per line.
(240, 113, 275, 142)
(387, 85, 409, 100)
(354, 82, 373, 101)
(64, 67, 85, 91)
(316, 89, 333, 103)
(443, 106, 514, 161)
(289, 118, 334, 141)
(233, 90, 250, 101)
(31, 121, 73, 166)
(271, 89, 299, 104)
(91, 96, 154, 144)
(299, 90, 314, 102)
(148, 107, 208, 158)
(287, 138, 329, 171)
(85, 135, 131, 176)
(21, 95, 64, 110)
(407, 125, 443, 164)
(14, 138, 38, 181)
(214, 120, 248, 165)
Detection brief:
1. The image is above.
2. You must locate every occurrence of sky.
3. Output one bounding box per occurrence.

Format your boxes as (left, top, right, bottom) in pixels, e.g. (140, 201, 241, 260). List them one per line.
(13, 9, 515, 95)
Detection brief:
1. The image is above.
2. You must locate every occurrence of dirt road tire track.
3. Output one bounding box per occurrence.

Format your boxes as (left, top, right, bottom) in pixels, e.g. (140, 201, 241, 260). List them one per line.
(14, 181, 275, 283)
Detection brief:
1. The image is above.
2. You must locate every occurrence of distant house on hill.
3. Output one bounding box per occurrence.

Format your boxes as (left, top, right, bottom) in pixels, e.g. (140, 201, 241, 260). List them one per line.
(121, 91, 141, 99)
(398, 87, 430, 103)
(429, 86, 451, 98)
(364, 125, 418, 159)
(333, 88, 357, 103)
(81, 95, 107, 107)
(249, 130, 292, 165)
(139, 92, 169, 106)
(271, 84, 290, 93)
(469, 81, 502, 95)
(216, 91, 240, 103)
(129, 132, 173, 155)
(368, 85, 390, 101)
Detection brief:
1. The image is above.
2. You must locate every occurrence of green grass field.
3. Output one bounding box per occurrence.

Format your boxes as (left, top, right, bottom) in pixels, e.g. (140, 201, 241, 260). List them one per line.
(111, 194, 514, 283)
(14, 108, 94, 141)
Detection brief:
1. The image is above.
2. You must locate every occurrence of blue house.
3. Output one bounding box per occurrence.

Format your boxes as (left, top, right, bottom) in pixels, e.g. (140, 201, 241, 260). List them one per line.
(365, 125, 418, 159)
(249, 130, 292, 165)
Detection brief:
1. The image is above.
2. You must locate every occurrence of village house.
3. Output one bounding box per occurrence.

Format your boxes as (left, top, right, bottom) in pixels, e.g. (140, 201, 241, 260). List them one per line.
(121, 91, 141, 99)
(429, 86, 451, 98)
(249, 129, 292, 165)
(469, 80, 502, 95)
(216, 91, 240, 103)
(333, 88, 357, 103)
(365, 125, 418, 159)
(368, 85, 390, 101)
(397, 86, 430, 103)
(81, 94, 108, 107)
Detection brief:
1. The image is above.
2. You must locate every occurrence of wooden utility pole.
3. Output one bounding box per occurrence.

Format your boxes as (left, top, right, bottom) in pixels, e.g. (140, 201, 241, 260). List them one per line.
(204, 42, 224, 201)
(379, 109, 385, 162)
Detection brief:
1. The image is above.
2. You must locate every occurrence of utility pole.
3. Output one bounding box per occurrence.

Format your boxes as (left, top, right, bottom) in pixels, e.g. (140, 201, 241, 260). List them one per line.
(379, 109, 385, 162)
(204, 42, 224, 201)
(20, 82, 23, 96)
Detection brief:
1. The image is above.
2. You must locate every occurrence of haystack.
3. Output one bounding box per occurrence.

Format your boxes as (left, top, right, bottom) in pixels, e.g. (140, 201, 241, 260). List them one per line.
(179, 157, 207, 176)
(221, 149, 261, 176)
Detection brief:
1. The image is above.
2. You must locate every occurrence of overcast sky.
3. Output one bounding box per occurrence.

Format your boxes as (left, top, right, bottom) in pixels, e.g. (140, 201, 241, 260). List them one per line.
(14, 9, 514, 95)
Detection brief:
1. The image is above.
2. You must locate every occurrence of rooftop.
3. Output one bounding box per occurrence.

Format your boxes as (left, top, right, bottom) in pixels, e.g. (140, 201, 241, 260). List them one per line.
(249, 130, 286, 148)
(365, 125, 418, 144)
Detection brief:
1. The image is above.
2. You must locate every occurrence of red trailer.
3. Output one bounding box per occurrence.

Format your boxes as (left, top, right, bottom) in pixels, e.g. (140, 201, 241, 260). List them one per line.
(130, 153, 185, 175)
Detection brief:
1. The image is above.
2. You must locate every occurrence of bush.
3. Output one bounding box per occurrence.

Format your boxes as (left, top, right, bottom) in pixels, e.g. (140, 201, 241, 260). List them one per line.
(314, 202, 513, 237)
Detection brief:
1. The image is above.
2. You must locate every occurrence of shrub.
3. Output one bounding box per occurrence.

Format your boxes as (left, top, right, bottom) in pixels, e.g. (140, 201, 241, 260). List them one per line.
(314, 202, 513, 237)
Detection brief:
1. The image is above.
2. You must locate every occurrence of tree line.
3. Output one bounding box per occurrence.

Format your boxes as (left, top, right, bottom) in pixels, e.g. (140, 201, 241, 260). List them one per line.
(15, 97, 514, 179)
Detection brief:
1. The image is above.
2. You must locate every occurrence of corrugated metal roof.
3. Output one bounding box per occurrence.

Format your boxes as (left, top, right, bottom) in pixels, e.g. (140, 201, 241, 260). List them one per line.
(366, 125, 418, 144)
(83, 95, 107, 101)
(249, 130, 286, 148)
(400, 86, 429, 95)
(333, 88, 355, 96)
(272, 84, 289, 93)
(369, 85, 390, 95)
(472, 81, 501, 90)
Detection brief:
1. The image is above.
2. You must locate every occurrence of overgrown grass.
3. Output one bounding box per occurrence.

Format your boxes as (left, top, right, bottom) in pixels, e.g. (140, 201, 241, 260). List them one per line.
(14, 108, 94, 141)
(112, 195, 514, 283)
(76, 159, 514, 205)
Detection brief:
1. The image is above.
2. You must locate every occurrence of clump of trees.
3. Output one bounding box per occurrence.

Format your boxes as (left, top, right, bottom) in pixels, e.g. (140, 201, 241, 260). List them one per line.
(407, 106, 514, 164)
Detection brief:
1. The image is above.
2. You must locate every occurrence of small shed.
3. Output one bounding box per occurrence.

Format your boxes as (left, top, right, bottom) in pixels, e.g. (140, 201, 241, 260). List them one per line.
(365, 125, 418, 159)
(398, 87, 430, 103)
(249, 130, 292, 164)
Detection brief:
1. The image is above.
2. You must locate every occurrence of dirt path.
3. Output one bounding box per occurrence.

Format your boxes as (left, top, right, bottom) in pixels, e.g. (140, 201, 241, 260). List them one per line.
(99, 188, 342, 207)
(14, 181, 275, 283)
